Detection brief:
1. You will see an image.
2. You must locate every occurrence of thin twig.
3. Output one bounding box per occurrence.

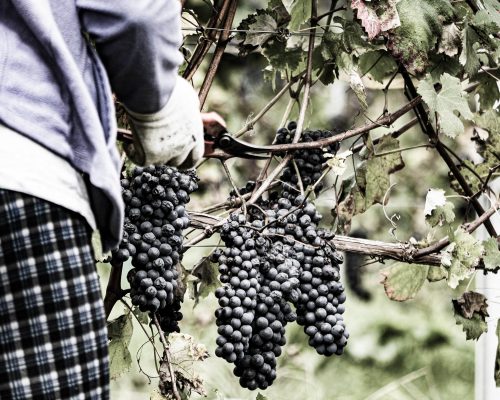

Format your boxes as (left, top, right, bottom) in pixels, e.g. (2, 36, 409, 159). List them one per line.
(183, 0, 232, 81)
(234, 77, 301, 138)
(198, 0, 238, 108)
(221, 160, 247, 216)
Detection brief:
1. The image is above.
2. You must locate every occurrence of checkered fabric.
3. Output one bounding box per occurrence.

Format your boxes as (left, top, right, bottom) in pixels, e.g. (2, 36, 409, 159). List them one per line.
(0, 189, 109, 399)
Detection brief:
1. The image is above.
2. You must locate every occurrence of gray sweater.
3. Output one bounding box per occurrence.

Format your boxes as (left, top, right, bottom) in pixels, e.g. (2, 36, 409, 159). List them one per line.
(2, 0, 183, 251)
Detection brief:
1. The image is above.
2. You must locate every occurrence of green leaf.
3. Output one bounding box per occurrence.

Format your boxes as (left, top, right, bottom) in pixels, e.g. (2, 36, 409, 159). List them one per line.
(427, 265, 448, 282)
(358, 50, 398, 83)
(381, 263, 429, 301)
(454, 311, 488, 340)
(133, 306, 150, 325)
(428, 54, 462, 83)
(427, 202, 456, 228)
(288, 0, 311, 30)
(473, 71, 500, 110)
(256, 394, 269, 400)
(364, 135, 405, 206)
(417, 73, 474, 138)
(441, 227, 484, 289)
(351, 0, 401, 40)
(108, 312, 133, 380)
(483, 238, 500, 272)
(336, 135, 405, 233)
(453, 291, 489, 341)
(386, 0, 454, 73)
(483, 0, 500, 27)
(245, 14, 278, 47)
(262, 39, 304, 78)
(459, 25, 481, 77)
(190, 256, 221, 306)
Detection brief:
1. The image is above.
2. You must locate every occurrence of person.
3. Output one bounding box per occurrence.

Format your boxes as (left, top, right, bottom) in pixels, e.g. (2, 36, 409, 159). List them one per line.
(0, 1, 210, 398)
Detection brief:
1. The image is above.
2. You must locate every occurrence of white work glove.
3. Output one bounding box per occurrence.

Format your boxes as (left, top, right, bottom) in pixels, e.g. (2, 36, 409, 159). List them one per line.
(124, 76, 204, 168)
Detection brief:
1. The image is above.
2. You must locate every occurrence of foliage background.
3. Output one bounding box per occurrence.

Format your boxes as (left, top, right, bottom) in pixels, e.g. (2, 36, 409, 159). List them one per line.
(103, 0, 500, 398)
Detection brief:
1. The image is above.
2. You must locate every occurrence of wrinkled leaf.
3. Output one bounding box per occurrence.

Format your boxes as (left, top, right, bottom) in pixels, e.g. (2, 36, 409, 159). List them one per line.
(352, 0, 401, 40)
(418, 73, 474, 138)
(108, 313, 133, 380)
(453, 291, 489, 319)
(381, 263, 429, 301)
(441, 227, 484, 289)
(459, 25, 481, 77)
(386, 0, 453, 72)
(453, 292, 489, 341)
(438, 23, 461, 57)
(244, 14, 278, 47)
(483, 238, 500, 272)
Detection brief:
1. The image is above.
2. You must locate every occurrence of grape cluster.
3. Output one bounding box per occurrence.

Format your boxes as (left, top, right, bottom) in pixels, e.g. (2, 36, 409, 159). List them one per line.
(112, 165, 198, 333)
(276, 121, 340, 192)
(211, 122, 348, 389)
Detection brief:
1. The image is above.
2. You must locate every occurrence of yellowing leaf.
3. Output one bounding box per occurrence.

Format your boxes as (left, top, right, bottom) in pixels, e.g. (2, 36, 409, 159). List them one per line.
(352, 0, 401, 40)
(381, 263, 429, 301)
(418, 73, 474, 138)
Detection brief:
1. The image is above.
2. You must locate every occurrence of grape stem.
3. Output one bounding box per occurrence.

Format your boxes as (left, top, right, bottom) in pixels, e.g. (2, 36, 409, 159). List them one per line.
(153, 314, 181, 400)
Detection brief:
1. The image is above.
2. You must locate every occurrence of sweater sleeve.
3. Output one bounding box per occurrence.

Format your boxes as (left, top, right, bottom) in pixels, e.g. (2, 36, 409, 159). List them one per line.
(76, 0, 184, 113)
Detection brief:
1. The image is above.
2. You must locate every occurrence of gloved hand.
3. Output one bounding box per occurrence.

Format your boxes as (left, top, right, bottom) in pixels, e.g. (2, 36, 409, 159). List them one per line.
(124, 76, 204, 168)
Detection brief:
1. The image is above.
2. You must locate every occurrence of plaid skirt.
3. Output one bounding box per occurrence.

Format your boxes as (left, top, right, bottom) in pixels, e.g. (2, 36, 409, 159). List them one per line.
(0, 190, 109, 399)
